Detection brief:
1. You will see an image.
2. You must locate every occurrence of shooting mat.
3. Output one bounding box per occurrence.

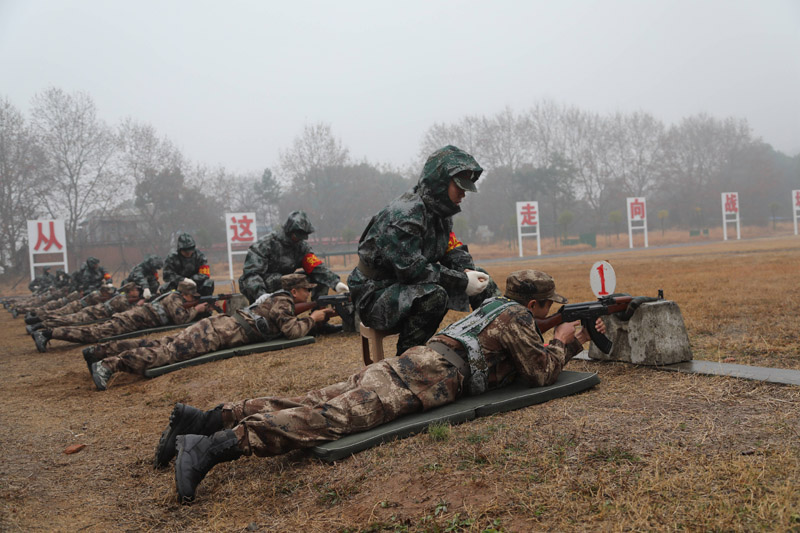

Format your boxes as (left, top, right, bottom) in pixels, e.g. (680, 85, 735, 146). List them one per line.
(98, 322, 200, 343)
(143, 336, 316, 378)
(311, 370, 599, 462)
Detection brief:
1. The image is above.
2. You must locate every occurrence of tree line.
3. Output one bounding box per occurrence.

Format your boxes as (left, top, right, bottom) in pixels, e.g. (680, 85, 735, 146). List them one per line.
(2, 88, 798, 274)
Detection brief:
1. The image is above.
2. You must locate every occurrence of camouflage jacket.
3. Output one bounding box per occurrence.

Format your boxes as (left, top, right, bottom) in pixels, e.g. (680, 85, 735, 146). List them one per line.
(141, 292, 201, 326)
(239, 226, 339, 301)
(348, 145, 484, 326)
(122, 258, 161, 294)
(428, 297, 585, 392)
(29, 272, 55, 293)
(74, 263, 109, 293)
(237, 291, 315, 341)
(161, 249, 209, 291)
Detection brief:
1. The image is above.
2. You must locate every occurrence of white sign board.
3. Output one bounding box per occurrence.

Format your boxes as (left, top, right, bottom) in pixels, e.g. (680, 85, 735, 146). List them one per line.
(515, 201, 541, 257)
(590, 261, 616, 298)
(27, 219, 69, 280)
(626, 197, 648, 249)
(721, 192, 740, 240)
(793, 190, 800, 236)
(225, 212, 257, 279)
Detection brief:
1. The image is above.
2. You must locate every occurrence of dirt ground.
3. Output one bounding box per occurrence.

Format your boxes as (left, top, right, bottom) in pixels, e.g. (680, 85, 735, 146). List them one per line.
(1, 234, 799, 532)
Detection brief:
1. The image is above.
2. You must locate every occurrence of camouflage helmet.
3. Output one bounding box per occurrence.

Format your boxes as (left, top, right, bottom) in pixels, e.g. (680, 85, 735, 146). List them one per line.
(87, 256, 100, 268)
(145, 254, 164, 270)
(177, 233, 196, 251)
(284, 211, 315, 239)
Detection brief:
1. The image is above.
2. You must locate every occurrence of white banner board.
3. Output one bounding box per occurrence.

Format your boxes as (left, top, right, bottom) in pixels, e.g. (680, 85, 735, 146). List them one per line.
(515, 201, 541, 257)
(225, 212, 257, 279)
(721, 192, 740, 240)
(626, 197, 648, 249)
(27, 219, 68, 280)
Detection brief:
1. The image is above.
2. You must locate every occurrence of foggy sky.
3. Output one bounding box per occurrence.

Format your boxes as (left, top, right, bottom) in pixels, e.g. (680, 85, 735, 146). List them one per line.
(1, 0, 798, 174)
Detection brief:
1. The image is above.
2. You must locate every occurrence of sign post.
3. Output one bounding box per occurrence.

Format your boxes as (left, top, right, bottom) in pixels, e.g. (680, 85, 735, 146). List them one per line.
(27, 219, 68, 280)
(793, 190, 800, 236)
(721, 192, 740, 240)
(626, 197, 648, 249)
(515, 201, 541, 257)
(225, 212, 257, 280)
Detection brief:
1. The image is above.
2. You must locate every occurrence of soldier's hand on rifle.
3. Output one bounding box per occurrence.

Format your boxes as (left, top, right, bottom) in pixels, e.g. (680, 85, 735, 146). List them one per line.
(335, 282, 349, 294)
(195, 302, 210, 313)
(142, 288, 152, 299)
(553, 321, 578, 344)
(310, 308, 336, 323)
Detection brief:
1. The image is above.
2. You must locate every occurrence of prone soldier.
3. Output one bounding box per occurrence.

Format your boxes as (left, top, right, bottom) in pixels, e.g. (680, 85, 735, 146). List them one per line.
(26, 282, 143, 332)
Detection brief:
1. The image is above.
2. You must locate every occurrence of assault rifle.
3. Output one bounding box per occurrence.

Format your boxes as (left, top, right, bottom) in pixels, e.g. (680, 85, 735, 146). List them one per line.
(183, 293, 235, 314)
(535, 292, 663, 354)
(295, 293, 355, 331)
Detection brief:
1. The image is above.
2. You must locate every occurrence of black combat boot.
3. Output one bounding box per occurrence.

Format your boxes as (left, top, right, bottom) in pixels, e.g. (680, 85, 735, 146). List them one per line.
(26, 323, 45, 335)
(10, 308, 19, 318)
(82, 346, 102, 373)
(24, 313, 41, 325)
(154, 403, 224, 469)
(90, 361, 114, 391)
(33, 329, 52, 352)
(175, 429, 242, 503)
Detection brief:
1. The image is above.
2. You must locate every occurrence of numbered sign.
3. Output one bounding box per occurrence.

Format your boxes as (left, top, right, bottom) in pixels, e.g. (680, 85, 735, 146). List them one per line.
(590, 261, 616, 298)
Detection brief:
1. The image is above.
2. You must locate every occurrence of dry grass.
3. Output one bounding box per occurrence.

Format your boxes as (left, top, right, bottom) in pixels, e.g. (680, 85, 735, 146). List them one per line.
(1, 235, 799, 532)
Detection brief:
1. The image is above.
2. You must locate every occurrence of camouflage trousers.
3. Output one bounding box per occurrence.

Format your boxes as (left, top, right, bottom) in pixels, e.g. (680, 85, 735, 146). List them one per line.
(51, 307, 161, 345)
(17, 290, 79, 313)
(222, 347, 461, 457)
(41, 298, 85, 317)
(104, 315, 250, 375)
(41, 305, 113, 328)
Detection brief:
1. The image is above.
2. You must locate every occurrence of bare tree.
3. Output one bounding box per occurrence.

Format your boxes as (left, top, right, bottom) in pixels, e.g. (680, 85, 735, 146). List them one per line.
(0, 97, 48, 271)
(115, 117, 184, 196)
(29, 88, 118, 246)
(279, 122, 350, 191)
(418, 115, 484, 167)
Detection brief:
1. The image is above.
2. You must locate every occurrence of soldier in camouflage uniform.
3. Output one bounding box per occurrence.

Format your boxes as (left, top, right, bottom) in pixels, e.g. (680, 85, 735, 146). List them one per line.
(28, 267, 55, 293)
(73, 257, 110, 293)
(121, 254, 163, 299)
(160, 269, 605, 503)
(9, 269, 74, 317)
(31, 279, 208, 352)
(89, 273, 336, 390)
(348, 145, 499, 356)
(161, 233, 215, 297)
(239, 211, 348, 304)
(26, 283, 142, 331)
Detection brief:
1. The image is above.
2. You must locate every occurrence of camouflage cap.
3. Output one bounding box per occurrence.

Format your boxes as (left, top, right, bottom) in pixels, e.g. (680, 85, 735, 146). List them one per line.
(504, 270, 567, 304)
(281, 273, 317, 291)
(451, 169, 478, 192)
(177, 278, 200, 297)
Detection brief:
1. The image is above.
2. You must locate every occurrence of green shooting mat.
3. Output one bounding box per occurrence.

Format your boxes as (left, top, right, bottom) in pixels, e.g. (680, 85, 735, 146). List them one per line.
(311, 370, 600, 463)
(143, 336, 316, 377)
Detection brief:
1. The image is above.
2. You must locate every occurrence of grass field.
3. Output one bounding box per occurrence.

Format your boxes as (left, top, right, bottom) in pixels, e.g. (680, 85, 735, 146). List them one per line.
(1, 235, 799, 532)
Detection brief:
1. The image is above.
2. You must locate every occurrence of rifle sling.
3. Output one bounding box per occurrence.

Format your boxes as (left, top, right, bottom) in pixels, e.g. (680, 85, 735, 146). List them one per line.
(232, 312, 279, 342)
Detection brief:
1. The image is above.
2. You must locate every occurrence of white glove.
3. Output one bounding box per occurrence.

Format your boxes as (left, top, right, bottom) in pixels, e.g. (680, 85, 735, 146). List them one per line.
(335, 282, 349, 294)
(255, 293, 270, 305)
(142, 288, 152, 299)
(465, 270, 489, 297)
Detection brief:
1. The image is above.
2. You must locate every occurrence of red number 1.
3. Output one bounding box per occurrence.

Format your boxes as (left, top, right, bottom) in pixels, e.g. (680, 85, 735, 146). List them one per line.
(596, 264, 608, 296)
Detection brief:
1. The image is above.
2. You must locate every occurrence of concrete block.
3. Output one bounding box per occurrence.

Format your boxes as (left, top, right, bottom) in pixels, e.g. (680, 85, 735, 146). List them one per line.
(587, 300, 692, 365)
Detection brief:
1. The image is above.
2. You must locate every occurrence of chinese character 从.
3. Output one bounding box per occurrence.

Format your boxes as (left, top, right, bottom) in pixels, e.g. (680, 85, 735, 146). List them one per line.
(229, 215, 254, 242)
(725, 194, 738, 213)
(629, 199, 646, 220)
(34, 221, 63, 251)
(519, 203, 538, 226)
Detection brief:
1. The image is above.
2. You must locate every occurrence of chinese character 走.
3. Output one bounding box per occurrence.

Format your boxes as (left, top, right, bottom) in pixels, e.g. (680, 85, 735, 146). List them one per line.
(519, 203, 538, 226)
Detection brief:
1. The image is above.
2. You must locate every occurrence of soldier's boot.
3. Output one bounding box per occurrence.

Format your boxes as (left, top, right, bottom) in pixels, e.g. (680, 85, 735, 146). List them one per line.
(26, 323, 45, 335)
(24, 313, 41, 324)
(10, 308, 19, 318)
(175, 430, 242, 503)
(33, 329, 52, 353)
(154, 403, 224, 469)
(90, 361, 114, 391)
(313, 322, 343, 335)
(82, 346, 101, 373)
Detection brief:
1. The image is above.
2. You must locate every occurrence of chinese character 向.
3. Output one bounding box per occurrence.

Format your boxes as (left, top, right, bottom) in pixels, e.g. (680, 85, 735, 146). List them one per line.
(629, 199, 646, 220)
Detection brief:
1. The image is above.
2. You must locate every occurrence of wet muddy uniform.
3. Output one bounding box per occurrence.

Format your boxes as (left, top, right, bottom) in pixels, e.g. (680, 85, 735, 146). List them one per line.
(100, 291, 314, 374)
(218, 296, 584, 457)
(48, 292, 200, 345)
